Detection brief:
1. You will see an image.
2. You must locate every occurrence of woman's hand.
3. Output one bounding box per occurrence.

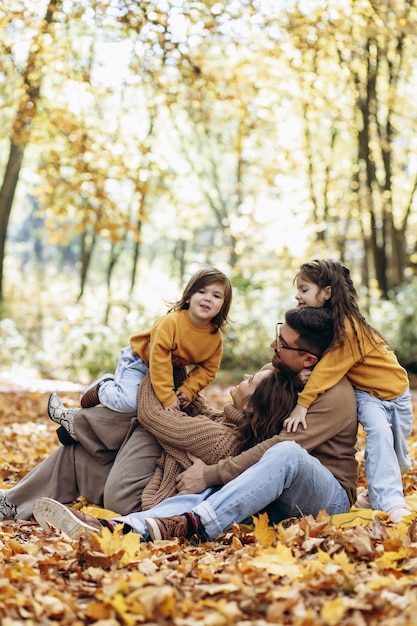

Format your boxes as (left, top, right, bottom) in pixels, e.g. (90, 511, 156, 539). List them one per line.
(176, 390, 191, 408)
(165, 398, 180, 411)
(283, 403, 308, 432)
(176, 453, 207, 494)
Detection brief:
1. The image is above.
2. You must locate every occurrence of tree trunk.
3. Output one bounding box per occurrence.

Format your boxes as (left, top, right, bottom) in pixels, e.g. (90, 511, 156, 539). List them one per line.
(0, 0, 60, 304)
(77, 229, 97, 301)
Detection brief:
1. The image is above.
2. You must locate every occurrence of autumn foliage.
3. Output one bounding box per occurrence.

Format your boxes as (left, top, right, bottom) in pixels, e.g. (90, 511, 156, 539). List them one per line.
(1, 379, 417, 625)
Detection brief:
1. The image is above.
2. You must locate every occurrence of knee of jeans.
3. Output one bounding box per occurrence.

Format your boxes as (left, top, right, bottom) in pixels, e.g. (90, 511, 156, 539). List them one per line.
(263, 440, 304, 461)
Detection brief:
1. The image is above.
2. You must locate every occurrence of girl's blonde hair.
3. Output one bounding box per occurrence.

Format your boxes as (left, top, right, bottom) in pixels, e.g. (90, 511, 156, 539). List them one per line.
(169, 267, 232, 332)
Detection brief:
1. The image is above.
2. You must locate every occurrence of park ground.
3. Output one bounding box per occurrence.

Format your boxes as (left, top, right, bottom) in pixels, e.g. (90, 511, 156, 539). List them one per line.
(0, 374, 417, 625)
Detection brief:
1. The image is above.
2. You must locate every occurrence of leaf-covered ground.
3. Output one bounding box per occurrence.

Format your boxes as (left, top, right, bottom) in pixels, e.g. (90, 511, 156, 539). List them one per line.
(1, 374, 417, 626)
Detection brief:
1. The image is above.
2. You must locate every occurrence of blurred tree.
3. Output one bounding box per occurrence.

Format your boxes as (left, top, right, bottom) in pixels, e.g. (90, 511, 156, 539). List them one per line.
(0, 0, 60, 303)
(282, 0, 417, 297)
(1, 0, 417, 311)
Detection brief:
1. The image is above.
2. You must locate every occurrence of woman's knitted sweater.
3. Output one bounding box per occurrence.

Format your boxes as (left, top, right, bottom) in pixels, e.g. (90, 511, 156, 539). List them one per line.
(137, 373, 245, 509)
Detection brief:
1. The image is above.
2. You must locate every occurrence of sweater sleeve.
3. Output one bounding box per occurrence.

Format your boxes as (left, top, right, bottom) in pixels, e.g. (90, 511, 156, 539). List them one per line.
(137, 373, 243, 461)
(179, 336, 223, 401)
(147, 316, 180, 407)
(296, 322, 364, 409)
(138, 373, 245, 510)
(203, 377, 358, 497)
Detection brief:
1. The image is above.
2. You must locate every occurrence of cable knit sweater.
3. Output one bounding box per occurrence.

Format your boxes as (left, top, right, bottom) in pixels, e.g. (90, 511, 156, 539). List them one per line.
(137, 373, 245, 509)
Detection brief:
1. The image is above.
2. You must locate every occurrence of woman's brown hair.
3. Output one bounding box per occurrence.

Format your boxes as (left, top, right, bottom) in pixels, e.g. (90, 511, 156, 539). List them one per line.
(240, 366, 303, 449)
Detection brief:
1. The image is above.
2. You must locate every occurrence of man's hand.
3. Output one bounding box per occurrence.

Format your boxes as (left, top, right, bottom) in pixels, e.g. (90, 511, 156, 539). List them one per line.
(176, 453, 208, 494)
(283, 403, 308, 432)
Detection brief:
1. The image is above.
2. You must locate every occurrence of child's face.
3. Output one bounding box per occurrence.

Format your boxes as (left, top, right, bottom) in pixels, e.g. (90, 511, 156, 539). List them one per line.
(187, 282, 225, 326)
(295, 276, 331, 308)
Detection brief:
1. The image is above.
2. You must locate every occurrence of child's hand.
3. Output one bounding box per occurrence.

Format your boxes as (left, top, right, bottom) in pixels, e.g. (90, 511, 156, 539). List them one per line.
(165, 398, 180, 411)
(283, 404, 308, 432)
(298, 368, 312, 385)
(176, 391, 190, 408)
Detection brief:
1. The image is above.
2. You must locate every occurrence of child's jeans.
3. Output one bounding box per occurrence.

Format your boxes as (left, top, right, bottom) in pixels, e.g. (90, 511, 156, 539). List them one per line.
(356, 389, 413, 511)
(99, 346, 148, 412)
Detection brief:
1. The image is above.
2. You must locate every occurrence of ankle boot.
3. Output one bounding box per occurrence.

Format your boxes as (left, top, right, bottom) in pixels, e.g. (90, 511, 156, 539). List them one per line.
(0, 490, 17, 520)
(47, 393, 77, 440)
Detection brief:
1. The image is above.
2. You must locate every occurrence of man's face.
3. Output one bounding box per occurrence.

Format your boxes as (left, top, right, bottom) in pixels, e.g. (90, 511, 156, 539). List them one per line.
(271, 322, 310, 373)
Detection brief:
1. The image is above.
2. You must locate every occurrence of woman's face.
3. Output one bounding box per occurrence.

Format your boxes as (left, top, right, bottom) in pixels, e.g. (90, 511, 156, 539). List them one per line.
(229, 369, 272, 410)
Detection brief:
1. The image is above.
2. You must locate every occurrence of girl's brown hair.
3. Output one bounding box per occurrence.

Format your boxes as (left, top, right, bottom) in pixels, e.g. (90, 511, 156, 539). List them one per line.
(169, 267, 232, 332)
(240, 366, 303, 449)
(297, 259, 386, 356)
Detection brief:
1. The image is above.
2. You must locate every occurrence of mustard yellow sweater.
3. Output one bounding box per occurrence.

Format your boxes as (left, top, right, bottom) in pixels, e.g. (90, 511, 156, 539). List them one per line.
(130, 309, 223, 408)
(297, 319, 409, 410)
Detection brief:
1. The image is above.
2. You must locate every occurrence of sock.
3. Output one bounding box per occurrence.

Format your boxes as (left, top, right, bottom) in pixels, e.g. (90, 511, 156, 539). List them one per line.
(185, 512, 208, 540)
(56, 426, 76, 446)
(98, 519, 134, 535)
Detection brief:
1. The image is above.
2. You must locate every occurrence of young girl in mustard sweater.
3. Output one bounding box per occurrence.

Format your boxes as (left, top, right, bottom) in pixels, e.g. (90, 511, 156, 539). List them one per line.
(285, 259, 413, 522)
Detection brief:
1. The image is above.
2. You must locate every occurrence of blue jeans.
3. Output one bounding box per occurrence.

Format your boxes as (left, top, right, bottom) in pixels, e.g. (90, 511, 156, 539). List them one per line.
(99, 346, 148, 412)
(356, 389, 413, 511)
(116, 441, 350, 540)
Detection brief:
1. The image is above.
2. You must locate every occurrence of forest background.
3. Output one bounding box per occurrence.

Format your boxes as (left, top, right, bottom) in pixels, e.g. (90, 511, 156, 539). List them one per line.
(1, 0, 417, 387)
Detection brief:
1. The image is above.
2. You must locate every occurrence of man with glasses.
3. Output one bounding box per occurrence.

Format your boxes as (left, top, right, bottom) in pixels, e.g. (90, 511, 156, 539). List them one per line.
(33, 306, 358, 541)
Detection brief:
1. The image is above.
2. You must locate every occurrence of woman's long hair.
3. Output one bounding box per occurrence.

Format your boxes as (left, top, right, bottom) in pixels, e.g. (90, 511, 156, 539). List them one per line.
(239, 366, 303, 449)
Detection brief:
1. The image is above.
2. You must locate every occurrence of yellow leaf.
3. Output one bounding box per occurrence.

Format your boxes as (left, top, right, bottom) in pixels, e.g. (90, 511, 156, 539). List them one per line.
(251, 544, 302, 579)
(331, 509, 388, 528)
(405, 489, 417, 512)
(92, 527, 143, 568)
(252, 513, 276, 547)
(108, 593, 136, 626)
(321, 597, 348, 625)
(80, 504, 120, 519)
(332, 550, 356, 577)
(374, 548, 408, 569)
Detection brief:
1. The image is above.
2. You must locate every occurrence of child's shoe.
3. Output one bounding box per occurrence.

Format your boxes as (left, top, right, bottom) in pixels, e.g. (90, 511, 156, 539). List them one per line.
(79, 374, 115, 408)
(354, 489, 371, 509)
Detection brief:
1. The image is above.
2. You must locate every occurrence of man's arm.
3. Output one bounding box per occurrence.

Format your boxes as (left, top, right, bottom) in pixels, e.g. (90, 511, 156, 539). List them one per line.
(178, 377, 356, 490)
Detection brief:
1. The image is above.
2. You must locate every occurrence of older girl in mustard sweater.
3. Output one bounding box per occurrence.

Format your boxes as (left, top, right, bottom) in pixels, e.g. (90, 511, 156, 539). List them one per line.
(285, 259, 412, 523)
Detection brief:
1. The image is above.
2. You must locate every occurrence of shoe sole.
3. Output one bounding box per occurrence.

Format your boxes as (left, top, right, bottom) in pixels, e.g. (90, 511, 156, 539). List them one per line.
(145, 518, 163, 541)
(79, 374, 115, 406)
(33, 498, 100, 538)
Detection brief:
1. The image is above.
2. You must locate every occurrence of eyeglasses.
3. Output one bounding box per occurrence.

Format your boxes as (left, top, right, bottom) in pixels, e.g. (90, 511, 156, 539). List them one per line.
(275, 322, 319, 358)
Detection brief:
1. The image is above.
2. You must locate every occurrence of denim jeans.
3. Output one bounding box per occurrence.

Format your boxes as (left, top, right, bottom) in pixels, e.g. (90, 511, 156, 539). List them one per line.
(116, 441, 350, 541)
(115, 489, 214, 539)
(355, 389, 413, 511)
(99, 346, 148, 412)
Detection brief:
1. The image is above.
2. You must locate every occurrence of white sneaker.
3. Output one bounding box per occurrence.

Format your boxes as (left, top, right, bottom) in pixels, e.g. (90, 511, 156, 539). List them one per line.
(388, 506, 412, 523)
(354, 489, 371, 509)
(33, 497, 103, 538)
